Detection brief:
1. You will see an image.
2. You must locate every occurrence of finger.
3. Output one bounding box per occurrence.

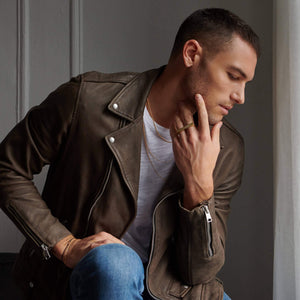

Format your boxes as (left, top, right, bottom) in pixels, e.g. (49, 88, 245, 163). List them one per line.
(170, 125, 182, 143)
(195, 94, 210, 135)
(170, 113, 183, 138)
(174, 120, 189, 145)
(90, 238, 124, 249)
(169, 120, 176, 139)
(107, 236, 125, 245)
(90, 241, 105, 249)
(177, 102, 197, 137)
(173, 112, 184, 129)
(92, 231, 125, 245)
(211, 121, 223, 143)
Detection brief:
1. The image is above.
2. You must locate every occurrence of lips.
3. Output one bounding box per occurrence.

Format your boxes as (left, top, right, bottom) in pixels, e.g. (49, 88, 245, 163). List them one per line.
(219, 104, 233, 115)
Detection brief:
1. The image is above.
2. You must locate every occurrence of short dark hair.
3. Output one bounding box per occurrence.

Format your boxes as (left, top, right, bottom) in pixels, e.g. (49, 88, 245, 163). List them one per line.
(170, 8, 260, 59)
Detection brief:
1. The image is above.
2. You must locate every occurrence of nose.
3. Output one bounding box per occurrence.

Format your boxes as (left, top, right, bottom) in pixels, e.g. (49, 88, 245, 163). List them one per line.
(231, 86, 245, 104)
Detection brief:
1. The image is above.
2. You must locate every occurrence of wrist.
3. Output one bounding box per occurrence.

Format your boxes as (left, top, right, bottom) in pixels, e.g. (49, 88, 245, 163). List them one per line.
(183, 179, 213, 210)
(52, 234, 75, 261)
(61, 237, 76, 265)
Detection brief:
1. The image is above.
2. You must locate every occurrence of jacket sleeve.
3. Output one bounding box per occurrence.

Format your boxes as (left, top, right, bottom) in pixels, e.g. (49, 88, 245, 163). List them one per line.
(175, 133, 244, 285)
(0, 78, 81, 259)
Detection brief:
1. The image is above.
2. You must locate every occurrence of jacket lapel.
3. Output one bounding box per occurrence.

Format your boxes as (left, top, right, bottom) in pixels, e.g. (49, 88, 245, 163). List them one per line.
(105, 67, 164, 202)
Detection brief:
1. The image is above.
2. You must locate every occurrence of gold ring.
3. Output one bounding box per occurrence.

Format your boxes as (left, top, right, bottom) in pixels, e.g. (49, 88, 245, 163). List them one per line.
(175, 122, 194, 134)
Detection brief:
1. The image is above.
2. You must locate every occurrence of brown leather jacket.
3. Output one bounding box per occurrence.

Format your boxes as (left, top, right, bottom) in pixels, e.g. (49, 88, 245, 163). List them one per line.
(0, 67, 244, 300)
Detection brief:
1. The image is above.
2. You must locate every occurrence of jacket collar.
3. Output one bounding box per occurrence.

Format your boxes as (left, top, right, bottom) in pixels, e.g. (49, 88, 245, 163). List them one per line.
(107, 67, 164, 121)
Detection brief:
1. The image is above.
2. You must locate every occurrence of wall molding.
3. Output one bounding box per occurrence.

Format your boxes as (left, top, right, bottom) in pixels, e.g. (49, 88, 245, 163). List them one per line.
(70, 0, 83, 77)
(16, 0, 29, 122)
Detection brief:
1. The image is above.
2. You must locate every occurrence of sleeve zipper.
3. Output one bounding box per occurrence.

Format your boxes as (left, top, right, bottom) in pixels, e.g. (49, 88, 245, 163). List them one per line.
(7, 205, 51, 260)
(203, 204, 212, 222)
(202, 205, 214, 257)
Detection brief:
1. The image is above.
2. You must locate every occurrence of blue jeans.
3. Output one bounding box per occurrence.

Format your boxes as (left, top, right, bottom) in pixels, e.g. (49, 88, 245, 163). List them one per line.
(69, 243, 231, 300)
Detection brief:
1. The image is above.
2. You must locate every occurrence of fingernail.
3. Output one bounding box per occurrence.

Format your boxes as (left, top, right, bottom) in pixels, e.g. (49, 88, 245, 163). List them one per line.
(195, 94, 202, 101)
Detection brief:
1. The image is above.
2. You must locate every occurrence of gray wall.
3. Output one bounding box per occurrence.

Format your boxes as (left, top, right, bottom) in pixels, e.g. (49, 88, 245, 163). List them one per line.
(0, 1, 273, 299)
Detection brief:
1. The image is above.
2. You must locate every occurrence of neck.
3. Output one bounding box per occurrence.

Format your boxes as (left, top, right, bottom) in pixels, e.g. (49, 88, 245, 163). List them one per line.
(147, 62, 185, 128)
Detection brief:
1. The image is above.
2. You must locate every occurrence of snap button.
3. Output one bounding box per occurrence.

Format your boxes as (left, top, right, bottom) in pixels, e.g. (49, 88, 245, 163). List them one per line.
(109, 137, 115, 143)
(29, 281, 34, 288)
(113, 103, 118, 110)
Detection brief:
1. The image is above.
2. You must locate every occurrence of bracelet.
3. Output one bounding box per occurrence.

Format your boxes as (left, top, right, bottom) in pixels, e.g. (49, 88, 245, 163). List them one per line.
(61, 237, 75, 263)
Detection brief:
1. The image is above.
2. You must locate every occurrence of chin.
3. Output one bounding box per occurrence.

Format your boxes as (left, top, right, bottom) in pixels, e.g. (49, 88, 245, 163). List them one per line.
(208, 115, 223, 125)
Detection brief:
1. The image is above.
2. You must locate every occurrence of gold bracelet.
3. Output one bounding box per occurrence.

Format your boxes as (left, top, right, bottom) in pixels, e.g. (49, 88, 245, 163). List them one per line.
(61, 237, 75, 263)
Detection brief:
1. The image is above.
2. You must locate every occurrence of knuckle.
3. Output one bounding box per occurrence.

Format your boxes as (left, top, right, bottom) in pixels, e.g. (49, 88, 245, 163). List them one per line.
(187, 134, 197, 145)
(198, 132, 209, 142)
(98, 231, 107, 238)
(102, 238, 109, 244)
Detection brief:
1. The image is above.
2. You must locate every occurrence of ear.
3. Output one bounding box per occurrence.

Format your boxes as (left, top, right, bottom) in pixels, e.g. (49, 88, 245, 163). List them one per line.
(182, 39, 203, 67)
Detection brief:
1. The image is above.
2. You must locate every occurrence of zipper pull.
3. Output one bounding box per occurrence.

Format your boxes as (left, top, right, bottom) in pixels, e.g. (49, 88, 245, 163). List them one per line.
(203, 205, 212, 222)
(41, 243, 51, 260)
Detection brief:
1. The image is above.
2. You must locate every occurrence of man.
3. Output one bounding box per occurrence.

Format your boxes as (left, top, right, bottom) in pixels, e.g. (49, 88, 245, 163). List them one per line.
(0, 8, 259, 300)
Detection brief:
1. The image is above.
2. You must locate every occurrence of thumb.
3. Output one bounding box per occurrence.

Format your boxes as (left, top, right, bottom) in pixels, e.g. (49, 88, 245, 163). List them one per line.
(211, 121, 222, 143)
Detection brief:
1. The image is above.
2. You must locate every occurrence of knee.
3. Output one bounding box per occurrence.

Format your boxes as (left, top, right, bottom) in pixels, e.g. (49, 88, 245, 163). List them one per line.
(71, 243, 144, 287)
(93, 243, 144, 282)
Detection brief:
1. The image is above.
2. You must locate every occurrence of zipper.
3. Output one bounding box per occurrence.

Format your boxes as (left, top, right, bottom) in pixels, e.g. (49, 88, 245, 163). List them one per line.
(84, 157, 113, 235)
(202, 205, 214, 257)
(41, 243, 51, 260)
(146, 190, 181, 300)
(7, 205, 51, 260)
(84, 118, 127, 235)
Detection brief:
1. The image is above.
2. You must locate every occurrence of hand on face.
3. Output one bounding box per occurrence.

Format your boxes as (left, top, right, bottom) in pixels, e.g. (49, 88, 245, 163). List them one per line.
(170, 94, 222, 210)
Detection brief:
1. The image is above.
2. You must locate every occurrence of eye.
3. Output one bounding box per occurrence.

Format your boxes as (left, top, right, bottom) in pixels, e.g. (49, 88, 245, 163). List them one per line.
(228, 73, 239, 81)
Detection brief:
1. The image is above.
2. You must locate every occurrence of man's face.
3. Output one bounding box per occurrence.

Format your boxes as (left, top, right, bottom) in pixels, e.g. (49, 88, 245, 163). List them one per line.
(183, 35, 257, 124)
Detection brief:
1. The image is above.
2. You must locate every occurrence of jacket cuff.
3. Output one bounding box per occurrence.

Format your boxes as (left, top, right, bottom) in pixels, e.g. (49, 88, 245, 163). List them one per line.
(177, 195, 213, 214)
(175, 196, 224, 284)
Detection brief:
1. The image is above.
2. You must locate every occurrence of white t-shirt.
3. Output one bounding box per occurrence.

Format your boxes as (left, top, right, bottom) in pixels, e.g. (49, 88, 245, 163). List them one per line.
(122, 106, 175, 262)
